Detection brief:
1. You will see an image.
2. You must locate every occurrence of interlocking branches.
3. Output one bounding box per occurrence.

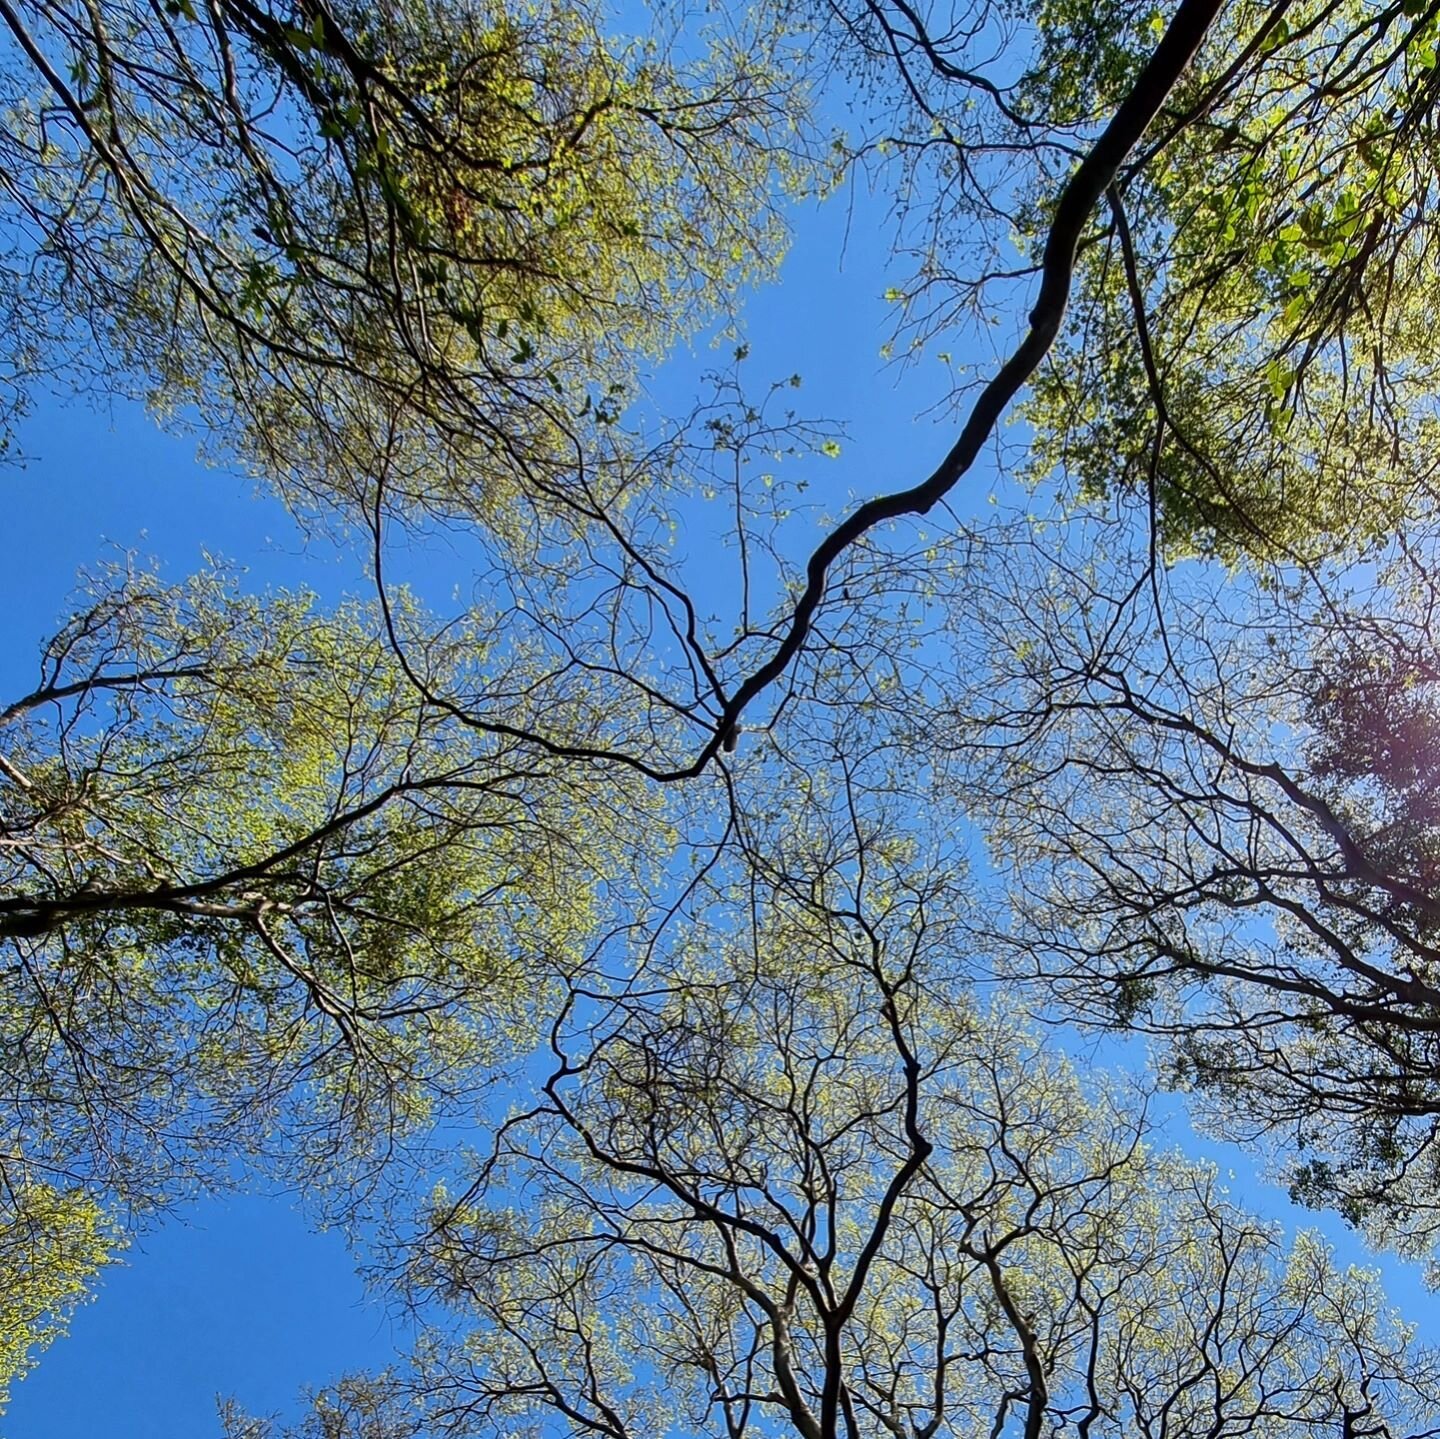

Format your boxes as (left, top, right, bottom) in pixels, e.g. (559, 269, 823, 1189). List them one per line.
(324, 759, 1440, 1439)
(931, 504, 1440, 1265)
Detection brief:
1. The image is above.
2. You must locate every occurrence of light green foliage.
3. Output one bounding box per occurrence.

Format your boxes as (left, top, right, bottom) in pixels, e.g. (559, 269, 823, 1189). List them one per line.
(406, 990, 1439, 1437)
(380, 768, 1440, 1438)
(0, 1181, 117, 1417)
(0, 562, 637, 1218)
(1021, 0, 1440, 559)
(827, 0, 1440, 561)
(0, 0, 814, 525)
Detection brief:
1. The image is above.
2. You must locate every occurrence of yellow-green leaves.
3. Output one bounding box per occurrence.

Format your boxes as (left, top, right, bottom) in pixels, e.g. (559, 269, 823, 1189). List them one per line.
(1021, 0, 1440, 561)
(0, 1184, 117, 1415)
(0, 561, 640, 1222)
(0, 0, 818, 532)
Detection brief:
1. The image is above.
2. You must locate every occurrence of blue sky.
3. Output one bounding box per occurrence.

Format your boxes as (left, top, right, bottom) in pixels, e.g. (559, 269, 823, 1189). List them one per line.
(3, 116, 1437, 1439)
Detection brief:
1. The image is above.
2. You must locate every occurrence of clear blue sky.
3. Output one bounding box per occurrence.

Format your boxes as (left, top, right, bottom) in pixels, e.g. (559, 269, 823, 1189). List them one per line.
(2, 127, 1435, 1439)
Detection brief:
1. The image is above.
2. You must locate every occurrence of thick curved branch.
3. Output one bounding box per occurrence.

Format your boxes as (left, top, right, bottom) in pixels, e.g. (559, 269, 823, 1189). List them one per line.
(696, 0, 1225, 778)
(336, 0, 1226, 785)
(0, 766, 531, 940)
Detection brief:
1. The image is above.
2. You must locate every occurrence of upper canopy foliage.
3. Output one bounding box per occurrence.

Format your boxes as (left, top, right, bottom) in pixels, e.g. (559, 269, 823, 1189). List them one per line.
(0, 1182, 115, 1416)
(10, 0, 1440, 1426)
(1021, 0, 1440, 560)
(0, 0, 813, 524)
(222, 759, 1440, 1437)
(0, 558, 661, 1238)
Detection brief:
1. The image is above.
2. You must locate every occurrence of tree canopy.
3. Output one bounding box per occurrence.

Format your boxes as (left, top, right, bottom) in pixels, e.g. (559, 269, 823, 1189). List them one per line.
(8, 0, 1440, 1428)
(0, 0, 811, 520)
